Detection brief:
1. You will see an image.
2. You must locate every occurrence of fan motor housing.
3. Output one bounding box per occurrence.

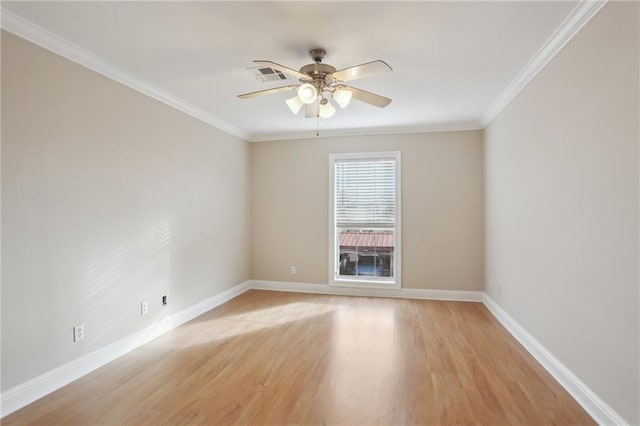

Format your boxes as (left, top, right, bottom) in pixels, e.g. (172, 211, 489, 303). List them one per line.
(299, 63, 337, 80)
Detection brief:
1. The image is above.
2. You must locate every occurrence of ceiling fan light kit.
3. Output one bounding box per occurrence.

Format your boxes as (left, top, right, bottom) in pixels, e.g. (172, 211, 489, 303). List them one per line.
(297, 83, 318, 104)
(333, 85, 353, 109)
(238, 48, 392, 120)
(319, 100, 336, 119)
(285, 96, 305, 114)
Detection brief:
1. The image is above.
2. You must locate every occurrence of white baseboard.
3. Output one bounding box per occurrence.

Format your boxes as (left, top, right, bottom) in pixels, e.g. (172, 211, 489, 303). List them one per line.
(1, 279, 477, 418)
(0, 280, 251, 418)
(482, 295, 628, 426)
(249, 279, 484, 302)
(2, 282, 628, 426)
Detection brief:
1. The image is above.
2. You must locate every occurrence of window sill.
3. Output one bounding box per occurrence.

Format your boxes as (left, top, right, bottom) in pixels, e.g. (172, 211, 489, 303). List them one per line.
(330, 278, 401, 290)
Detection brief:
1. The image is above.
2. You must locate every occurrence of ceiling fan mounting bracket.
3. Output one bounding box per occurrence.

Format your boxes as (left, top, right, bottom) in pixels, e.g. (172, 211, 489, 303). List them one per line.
(299, 48, 335, 82)
(309, 48, 326, 63)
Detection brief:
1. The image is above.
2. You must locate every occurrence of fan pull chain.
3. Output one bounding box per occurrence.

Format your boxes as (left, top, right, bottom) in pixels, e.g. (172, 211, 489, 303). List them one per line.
(316, 103, 320, 136)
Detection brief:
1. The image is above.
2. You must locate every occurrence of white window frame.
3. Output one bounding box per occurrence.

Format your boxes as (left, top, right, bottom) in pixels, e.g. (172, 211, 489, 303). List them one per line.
(328, 151, 402, 289)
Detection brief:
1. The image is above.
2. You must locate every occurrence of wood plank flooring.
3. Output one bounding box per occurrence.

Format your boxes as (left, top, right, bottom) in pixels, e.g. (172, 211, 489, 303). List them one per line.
(3, 290, 595, 425)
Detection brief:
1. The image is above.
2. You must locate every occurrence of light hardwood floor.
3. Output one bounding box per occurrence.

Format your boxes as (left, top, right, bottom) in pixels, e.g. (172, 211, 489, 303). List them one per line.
(4, 290, 594, 425)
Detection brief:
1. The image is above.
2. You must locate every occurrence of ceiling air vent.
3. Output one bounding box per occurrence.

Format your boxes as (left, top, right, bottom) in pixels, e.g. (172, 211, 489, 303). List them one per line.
(248, 67, 293, 83)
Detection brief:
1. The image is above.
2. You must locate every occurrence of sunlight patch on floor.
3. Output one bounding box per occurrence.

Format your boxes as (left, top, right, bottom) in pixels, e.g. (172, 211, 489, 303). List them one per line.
(163, 301, 342, 348)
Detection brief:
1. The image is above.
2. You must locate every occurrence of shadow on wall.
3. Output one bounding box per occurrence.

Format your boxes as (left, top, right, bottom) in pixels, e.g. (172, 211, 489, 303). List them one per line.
(81, 221, 171, 350)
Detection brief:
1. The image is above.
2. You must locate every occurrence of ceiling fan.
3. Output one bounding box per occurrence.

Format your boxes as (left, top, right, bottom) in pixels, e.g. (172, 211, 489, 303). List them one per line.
(238, 48, 392, 119)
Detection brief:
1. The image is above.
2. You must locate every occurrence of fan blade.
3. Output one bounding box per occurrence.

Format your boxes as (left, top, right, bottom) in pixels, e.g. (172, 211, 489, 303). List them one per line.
(329, 60, 392, 82)
(345, 85, 392, 108)
(253, 60, 312, 81)
(237, 85, 299, 99)
(305, 99, 319, 118)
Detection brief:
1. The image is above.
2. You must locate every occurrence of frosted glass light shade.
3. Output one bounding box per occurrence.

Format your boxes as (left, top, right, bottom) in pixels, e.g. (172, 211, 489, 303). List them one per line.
(333, 87, 353, 109)
(298, 83, 318, 104)
(285, 96, 304, 114)
(319, 101, 336, 118)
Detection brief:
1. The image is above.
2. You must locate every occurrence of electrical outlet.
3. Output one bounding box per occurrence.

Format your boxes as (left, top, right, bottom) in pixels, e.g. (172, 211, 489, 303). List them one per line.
(290, 266, 296, 274)
(162, 295, 167, 306)
(73, 324, 85, 342)
(141, 301, 149, 315)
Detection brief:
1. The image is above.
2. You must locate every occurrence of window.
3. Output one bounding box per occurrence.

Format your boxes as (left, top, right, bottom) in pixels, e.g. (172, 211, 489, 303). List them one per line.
(329, 152, 401, 288)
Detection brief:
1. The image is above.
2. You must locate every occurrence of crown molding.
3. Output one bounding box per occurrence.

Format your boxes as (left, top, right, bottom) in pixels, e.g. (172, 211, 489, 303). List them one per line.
(481, 0, 608, 127)
(1, 2, 608, 141)
(247, 121, 483, 143)
(0, 8, 250, 141)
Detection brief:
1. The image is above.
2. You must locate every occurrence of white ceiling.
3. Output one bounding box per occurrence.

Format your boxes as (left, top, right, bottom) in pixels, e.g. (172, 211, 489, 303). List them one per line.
(3, 1, 581, 141)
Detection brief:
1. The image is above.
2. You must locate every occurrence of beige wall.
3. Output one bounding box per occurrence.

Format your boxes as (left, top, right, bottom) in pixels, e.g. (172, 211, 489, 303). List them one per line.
(484, 2, 639, 424)
(5, 2, 637, 421)
(1, 32, 251, 391)
(250, 131, 484, 290)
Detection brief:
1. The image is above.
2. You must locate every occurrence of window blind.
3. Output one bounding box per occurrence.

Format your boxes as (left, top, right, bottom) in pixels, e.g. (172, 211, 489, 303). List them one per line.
(335, 157, 396, 228)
